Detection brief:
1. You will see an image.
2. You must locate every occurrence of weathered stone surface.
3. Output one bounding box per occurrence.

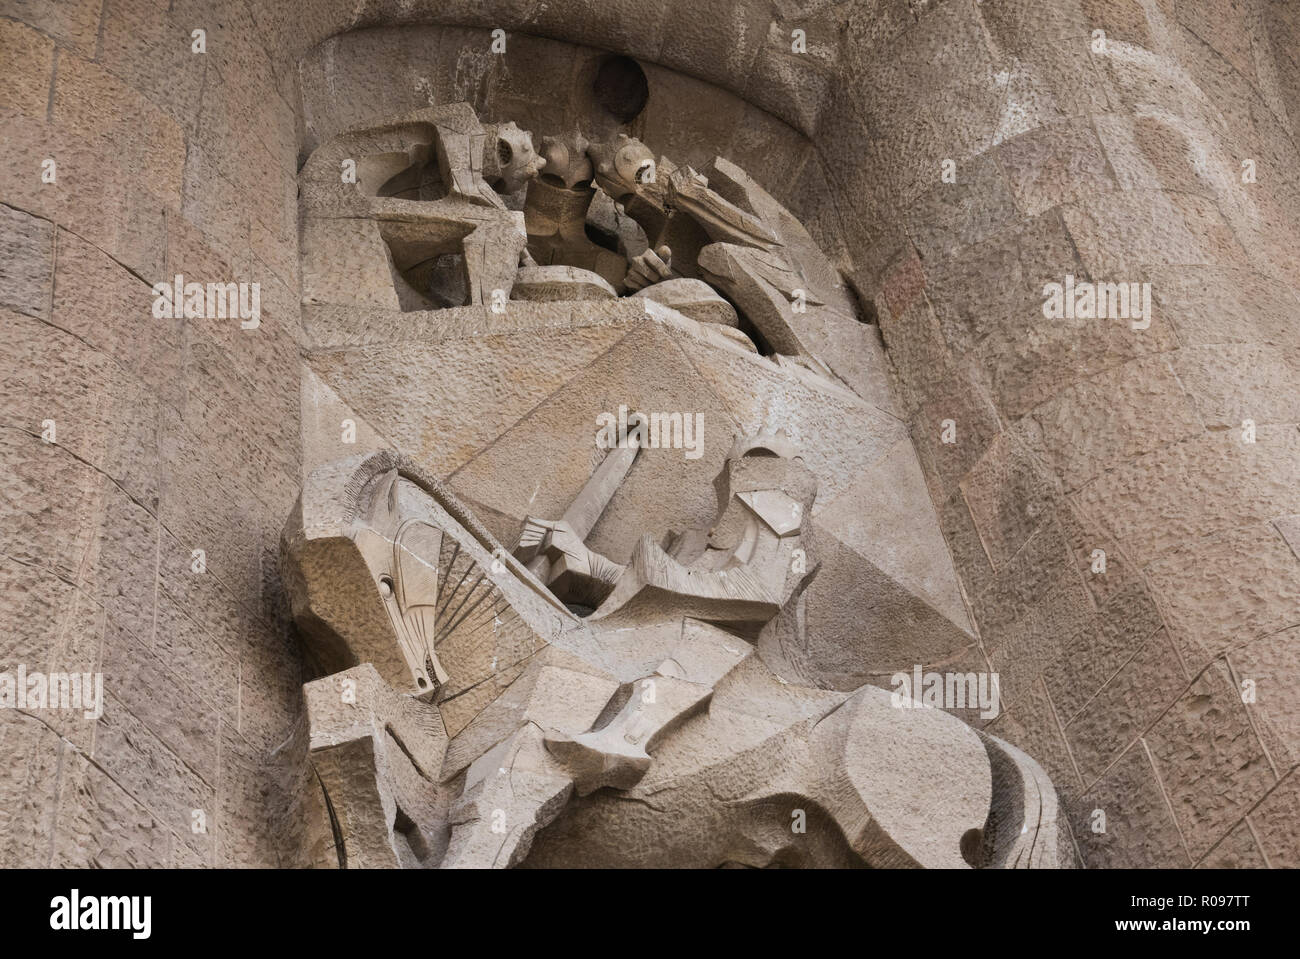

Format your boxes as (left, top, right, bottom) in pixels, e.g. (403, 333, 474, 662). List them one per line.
(1251, 771, 1300, 868)
(0, 18, 55, 121)
(512, 265, 617, 302)
(996, 117, 1118, 218)
(1011, 355, 1203, 494)
(0, 0, 307, 875)
(972, 517, 1083, 641)
(1043, 582, 1167, 725)
(1144, 520, 1300, 665)
(1, 0, 1298, 871)
(1072, 742, 1191, 869)
(0, 207, 53, 319)
(3, 309, 162, 509)
(97, 0, 207, 131)
(1198, 819, 1267, 869)
(52, 53, 185, 209)
(961, 432, 1062, 571)
(4, 0, 102, 58)
(54, 228, 183, 412)
(1063, 628, 1187, 787)
(1074, 430, 1300, 564)
(52, 750, 174, 868)
(0, 712, 63, 867)
(0, 115, 168, 279)
(100, 618, 222, 787)
(1143, 662, 1277, 862)
(986, 675, 1083, 811)
(92, 689, 215, 862)
(1229, 625, 1300, 772)
(1172, 343, 1300, 429)
(984, 575, 1093, 715)
(629, 277, 737, 326)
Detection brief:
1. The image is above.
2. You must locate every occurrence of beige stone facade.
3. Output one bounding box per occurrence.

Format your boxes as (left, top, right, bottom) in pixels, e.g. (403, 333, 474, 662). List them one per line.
(1, 0, 1298, 868)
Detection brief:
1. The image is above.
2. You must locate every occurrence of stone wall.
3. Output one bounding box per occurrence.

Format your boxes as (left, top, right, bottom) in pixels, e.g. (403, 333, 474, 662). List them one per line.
(833, 0, 1300, 869)
(0, 0, 307, 866)
(2, 0, 1298, 868)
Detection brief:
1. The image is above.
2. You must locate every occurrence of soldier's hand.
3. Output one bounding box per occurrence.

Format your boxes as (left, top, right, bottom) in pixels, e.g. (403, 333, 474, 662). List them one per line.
(624, 245, 673, 292)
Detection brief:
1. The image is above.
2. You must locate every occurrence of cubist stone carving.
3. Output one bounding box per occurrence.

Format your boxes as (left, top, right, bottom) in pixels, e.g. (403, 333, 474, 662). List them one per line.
(282, 102, 1075, 870)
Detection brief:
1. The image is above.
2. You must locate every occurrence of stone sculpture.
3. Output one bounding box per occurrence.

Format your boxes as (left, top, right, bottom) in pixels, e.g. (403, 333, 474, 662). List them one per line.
(284, 103, 1073, 869)
(284, 444, 1070, 869)
(7, 0, 1293, 876)
(299, 103, 862, 378)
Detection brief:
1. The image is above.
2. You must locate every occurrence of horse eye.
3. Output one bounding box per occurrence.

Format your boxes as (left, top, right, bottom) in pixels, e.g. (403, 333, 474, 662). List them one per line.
(378, 576, 394, 598)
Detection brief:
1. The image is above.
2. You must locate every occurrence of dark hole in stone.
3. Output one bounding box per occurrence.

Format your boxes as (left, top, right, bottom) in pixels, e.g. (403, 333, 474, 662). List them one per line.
(960, 826, 984, 867)
(594, 55, 649, 122)
(735, 313, 774, 356)
(584, 220, 620, 253)
(421, 252, 469, 309)
(393, 805, 431, 866)
(841, 273, 878, 325)
(388, 234, 472, 311)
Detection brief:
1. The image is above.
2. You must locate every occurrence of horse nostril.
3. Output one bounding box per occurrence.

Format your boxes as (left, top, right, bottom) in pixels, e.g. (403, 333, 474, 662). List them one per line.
(960, 827, 984, 867)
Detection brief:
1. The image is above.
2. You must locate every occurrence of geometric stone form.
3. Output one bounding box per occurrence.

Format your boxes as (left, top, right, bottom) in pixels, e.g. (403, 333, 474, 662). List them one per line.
(2, 0, 1294, 877)
(621, 244, 676, 292)
(302, 298, 973, 687)
(975, 731, 1074, 869)
(510, 264, 617, 302)
(281, 447, 1071, 868)
(630, 277, 738, 326)
(482, 120, 546, 194)
(544, 669, 713, 795)
(281, 452, 561, 701)
(588, 131, 658, 202)
(795, 683, 993, 868)
(440, 722, 574, 868)
(515, 427, 641, 609)
(564, 432, 819, 635)
(303, 663, 450, 868)
(299, 104, 536, 312)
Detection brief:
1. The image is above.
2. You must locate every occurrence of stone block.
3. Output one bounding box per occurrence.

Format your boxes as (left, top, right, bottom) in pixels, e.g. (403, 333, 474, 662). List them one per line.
(1071, 742, 1190, 868)
(0, 206, 53, 319)
(0, 18, 55, 121)
(1144, 660, 1277, 862)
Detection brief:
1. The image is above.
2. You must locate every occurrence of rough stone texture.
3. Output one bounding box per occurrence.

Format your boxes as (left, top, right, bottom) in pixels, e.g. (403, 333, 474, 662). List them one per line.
(0, 0, 1296, 869)
(0, 0, 306, 867)
(837, 0, 1300, 869)
(281, 450, 1064, 868)
(0, 207, 54, 319)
